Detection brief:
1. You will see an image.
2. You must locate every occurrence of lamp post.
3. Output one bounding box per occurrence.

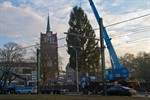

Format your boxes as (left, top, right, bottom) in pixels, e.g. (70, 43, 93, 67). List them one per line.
(69, 46, 79, 94)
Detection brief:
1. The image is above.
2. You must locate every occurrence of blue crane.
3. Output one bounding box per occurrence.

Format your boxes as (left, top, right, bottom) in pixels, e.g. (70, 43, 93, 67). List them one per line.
(88, 0, 129, 80)
(0, 68, 27, 86)
(0, 68, 27, 94)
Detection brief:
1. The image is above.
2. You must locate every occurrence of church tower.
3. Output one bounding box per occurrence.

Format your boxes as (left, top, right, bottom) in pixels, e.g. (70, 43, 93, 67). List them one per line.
(40, 14, 58, 84)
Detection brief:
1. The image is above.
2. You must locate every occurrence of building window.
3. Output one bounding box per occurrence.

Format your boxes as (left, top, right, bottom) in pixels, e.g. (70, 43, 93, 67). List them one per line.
(22, 69, 32, 74)
(44, 38, 47, 43)
(49, 37, 51, 43)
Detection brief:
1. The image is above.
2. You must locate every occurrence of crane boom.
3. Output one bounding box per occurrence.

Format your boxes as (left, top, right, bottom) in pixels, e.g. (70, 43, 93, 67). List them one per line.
(89, 0, 121, 68)
(0, 68, 27, 85)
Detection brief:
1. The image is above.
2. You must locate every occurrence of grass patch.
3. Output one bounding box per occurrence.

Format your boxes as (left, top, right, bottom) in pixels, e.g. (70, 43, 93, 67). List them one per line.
(0, 94, 148, 100)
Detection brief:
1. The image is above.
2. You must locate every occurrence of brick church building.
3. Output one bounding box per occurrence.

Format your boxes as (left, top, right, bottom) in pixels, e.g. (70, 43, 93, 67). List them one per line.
(40, 14, 58, 84)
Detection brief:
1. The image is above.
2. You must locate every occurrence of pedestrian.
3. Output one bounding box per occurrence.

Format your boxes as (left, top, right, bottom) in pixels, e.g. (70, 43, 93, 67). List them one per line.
(145, 90, 148, 97)
(86, 83, 90, 95)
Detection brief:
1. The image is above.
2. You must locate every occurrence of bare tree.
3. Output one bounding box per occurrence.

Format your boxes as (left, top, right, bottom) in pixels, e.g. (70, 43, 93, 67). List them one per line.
(24, 42, 40, 62)
(58, 55, 64, 72)
(40, 51, 51, 87)
(0, 42, 26, 85)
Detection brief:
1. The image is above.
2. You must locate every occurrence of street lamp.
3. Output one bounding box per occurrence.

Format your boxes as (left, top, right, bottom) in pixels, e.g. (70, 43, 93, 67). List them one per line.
(68, 46, 79, 94)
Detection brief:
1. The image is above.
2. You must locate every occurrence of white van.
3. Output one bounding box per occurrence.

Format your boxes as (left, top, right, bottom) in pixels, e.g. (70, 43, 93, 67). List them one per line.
(16, 86, 37, 94)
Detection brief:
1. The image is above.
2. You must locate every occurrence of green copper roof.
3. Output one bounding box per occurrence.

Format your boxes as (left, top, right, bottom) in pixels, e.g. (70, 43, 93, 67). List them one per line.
(46, 13, 50, 33)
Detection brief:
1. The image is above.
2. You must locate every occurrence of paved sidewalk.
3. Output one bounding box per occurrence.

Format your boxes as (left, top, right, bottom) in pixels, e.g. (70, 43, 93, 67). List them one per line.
(133, 93, 150, 98)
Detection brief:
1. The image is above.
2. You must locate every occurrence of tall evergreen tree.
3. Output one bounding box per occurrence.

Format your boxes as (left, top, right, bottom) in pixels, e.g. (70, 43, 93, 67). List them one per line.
(65, 6, 100, 75)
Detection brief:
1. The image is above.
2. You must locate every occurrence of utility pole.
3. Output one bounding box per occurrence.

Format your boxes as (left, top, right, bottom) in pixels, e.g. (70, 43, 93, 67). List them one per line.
(75, 48, 79, 94)
(99, 18, 107, 96)
(37, 49, 40, 94)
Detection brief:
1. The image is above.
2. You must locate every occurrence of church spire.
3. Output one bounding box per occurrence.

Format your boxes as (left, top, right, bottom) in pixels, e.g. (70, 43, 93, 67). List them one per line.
(46, 13, 50, 33)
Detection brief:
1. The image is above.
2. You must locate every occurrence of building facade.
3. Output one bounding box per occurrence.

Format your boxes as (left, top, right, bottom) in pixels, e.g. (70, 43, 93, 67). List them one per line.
(66, 63, 76, 84)
(0, 62, 37, 86)
(40, 14, 58, 84)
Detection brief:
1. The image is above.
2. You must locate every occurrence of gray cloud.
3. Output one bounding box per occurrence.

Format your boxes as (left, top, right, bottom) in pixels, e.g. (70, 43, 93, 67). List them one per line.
(0, 1, 45, 45)
(0, 0, 149, 70)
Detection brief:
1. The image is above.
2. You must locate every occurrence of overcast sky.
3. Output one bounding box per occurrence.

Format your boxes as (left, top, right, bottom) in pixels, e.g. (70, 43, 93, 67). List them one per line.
(0, 0, 150, 70)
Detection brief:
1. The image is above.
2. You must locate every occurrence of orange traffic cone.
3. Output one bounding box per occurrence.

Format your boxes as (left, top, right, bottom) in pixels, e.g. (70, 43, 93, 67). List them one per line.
(145, 91, 148, 97)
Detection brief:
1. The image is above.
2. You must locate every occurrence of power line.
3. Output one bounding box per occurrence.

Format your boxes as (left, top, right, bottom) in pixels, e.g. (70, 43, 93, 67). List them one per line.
(106, 13, 150, 27)
(107, 9, 148, 25)
(21, 44, 39, 50)
(127, 39, 149, 44)
(57, 26, 149, 43)
(111, 28, 149, 39)
(58, 37, 66, 40)
(48, 1, 76, 13)
(110, 26, 149, 36)
(57, 26, 149, 45)
(1, 44, 40, 55)
(64, 32, 100, 40)
(108, 25, 150, 33)
(114, 38, 149, 47)
(111, 34, 149, 47)
(96, 26, 149, 39)
(118, 9, 146, 15)
(57, 11, 149, 50)
(114, 36, 149, 47)
(124, 26, 150, 33)
(126, 36, 149, 43)
(94, 13, 150, 30)
(58, 45, 66, 48)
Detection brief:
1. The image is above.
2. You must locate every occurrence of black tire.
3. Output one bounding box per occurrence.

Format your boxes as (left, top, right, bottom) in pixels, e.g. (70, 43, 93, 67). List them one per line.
(128, 93, 132, 96)
(41, 90, 47, 94)
(83, 88, 89, 94)
(57, 90, 60, 94)
(53, 91, 55, 94)
(28, 91, 31, 94)
(17, 91, 21, 94)
(119, 93, 125, 96)
(92, 88, 98, 95)
(47, 90, 50, 94)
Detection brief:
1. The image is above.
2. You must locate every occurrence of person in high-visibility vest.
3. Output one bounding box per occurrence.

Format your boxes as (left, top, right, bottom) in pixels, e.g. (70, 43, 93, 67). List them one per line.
(34, 85, 37, 93)
(145, 91, 148, 97)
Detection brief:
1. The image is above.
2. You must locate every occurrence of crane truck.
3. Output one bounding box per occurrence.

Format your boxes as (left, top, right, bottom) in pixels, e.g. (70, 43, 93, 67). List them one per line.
(0, 68, 27, 94)
(88, 0, 129, 81)
(80, 0, 134, 94)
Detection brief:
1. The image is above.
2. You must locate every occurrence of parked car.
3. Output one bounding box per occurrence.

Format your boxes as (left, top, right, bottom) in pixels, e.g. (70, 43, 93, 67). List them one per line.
(101, 85, 136, 96)
(16, 86, 37, 94)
